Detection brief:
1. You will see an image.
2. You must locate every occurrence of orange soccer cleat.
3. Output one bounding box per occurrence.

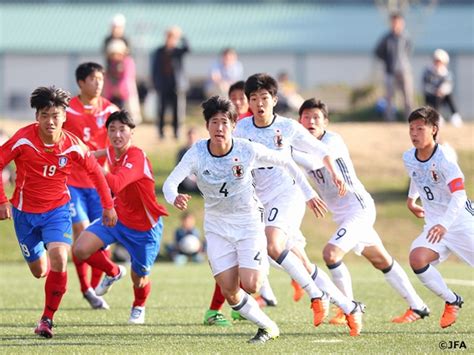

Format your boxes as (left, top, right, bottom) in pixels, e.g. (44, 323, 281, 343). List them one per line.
(345, 302, 365, 336)
(291, 279, 304, 302)
(329, 306, 347, 325)
(440, 293, 463, 329)
(391, 307, 429, 323)
(310, 292, 330, 327)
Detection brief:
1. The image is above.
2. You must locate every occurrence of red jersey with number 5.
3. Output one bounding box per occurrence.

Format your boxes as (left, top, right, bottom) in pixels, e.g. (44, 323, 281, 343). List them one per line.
(105, 145, 168, 231)
(0, 123, 113, 213)
(64, 96, 117, 188)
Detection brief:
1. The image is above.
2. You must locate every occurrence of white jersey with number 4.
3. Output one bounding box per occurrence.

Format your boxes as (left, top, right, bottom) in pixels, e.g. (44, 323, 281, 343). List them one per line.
(234, 115, 328, 204)
(163, 138, 315, 225)
(403, 143, 472, 227)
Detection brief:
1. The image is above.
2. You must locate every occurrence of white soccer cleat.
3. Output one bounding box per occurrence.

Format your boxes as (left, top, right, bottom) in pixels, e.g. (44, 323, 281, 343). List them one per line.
(84, 287, 110, 310)
(95, 265, 127, 296)
(450, 113, 463, 127)
(128, 306, 146, 324)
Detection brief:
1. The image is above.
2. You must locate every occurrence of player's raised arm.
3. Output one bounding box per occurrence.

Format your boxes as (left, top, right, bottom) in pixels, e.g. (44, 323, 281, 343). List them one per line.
(163, 146, 196, 210)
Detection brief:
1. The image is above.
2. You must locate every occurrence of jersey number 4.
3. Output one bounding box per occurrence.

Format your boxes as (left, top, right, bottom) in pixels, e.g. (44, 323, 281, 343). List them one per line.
(219, 182, 229, 197)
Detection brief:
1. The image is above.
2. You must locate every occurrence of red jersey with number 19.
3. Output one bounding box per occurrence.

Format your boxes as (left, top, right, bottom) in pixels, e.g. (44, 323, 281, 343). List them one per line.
(105, 145, 168, 231)
(0, 123, 114, 213)
(64, 96, 118, 188)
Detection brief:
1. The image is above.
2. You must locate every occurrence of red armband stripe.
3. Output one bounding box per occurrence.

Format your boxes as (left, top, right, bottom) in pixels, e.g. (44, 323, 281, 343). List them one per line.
(448, 178, 464, 193)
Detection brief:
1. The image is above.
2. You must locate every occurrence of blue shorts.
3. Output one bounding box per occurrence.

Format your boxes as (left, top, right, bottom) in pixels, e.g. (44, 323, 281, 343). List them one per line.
(12, 203, 73, 263)
(68, 186, 103, 224)
(86, 219, 163, 276)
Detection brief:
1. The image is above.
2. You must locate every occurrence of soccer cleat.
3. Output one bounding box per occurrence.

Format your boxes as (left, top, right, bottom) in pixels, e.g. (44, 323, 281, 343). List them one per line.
(345, 302, 365, 336)
(391, 307, 430, 323)
(329, 306, 347, 325)
(440, 293, 463, 329)
(84, 287, 110, 310)
(34, 317, 53, 339)
(310, 291, 330, 327)
(95, 265, 126, 296)
(231, 309, 246, 321)
(203, 309, 232, 326)
(255, 295, 277, 308)
(291, 279, 304, 302)
(247, 324, 280, 344)
(128, 306, 145, 324)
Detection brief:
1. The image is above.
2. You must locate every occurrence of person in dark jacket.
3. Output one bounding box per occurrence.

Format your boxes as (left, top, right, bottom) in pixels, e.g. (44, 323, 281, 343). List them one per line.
(151, 26, 190, 139)
(375, 12, 414, 121)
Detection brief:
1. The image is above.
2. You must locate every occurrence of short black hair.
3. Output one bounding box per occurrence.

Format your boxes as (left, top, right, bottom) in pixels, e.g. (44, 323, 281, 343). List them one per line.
(245, 73, 278, 99)
(106, 110, 136, 129)
(228, 80, 245, 96)
(298, 98, 329, 120)
(30, 86, 71, 112)
(75, 62, 104, 83)
(408, 106, 440, 140)
(390, 12, 403, 20)
(201, 96, 237, 124)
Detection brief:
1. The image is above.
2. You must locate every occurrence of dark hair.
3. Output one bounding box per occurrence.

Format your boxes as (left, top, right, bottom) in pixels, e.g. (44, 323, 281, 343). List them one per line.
(298, 98, 329, 119)
(30, 86, 71, 111)
(390, 12, 403, 20)
(408, 106, 440, 140)
(105, 110, 136, 129)
(75, 62, 104, 83)
(228, 80, 245, 96)
(201, 96, 237, 124)
(244, 73, 278, 99)
(222, 47, 235, 56)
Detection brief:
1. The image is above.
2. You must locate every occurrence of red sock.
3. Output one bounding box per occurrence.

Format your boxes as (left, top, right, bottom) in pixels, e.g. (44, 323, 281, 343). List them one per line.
(133, 282, 151, 307)
(209, 283, 226, 311)
(72, 253, 90, 293)
(90, 249, 111, 289)
(85, 250, 119, 277)
(42, 270, 67, 320)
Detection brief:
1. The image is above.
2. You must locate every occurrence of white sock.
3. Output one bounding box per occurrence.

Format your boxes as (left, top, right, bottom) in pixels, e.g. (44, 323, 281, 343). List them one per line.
(230, 289, 275, 329)
(259, 276, 278, 304)
(383, 260, 426, 310)
(277, 250, 323, 299)
(414, 264, 457, 303)
(311, 265, 354, 314)
(327, 261, 354, 299)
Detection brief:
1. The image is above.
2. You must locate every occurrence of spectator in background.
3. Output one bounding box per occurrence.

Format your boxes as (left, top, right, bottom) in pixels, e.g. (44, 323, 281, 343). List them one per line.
(375, 12, 413, 121)
(176, 127, 200, 193)
(228, 81, 252, 121)
(167, 212, 205, 265)
(151, 26, 190, 140)
(423, 49, 463, 127)
(275, 71, 304, 114)
(103, 39, 142, 123)
(205, 48, 243, 98)
(103, 14, 130, 54)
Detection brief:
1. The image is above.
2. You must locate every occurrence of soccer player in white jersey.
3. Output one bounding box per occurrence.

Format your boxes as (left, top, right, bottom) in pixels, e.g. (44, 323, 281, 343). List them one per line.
(163, 96, 327, 343)
(234, 74, 365, 336)
(294, 98, 429, 324)
(404, 106, 473, 329)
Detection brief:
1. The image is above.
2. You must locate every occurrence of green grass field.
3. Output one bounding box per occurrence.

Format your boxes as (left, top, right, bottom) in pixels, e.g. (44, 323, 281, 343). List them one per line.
(0, 262, 473, 353)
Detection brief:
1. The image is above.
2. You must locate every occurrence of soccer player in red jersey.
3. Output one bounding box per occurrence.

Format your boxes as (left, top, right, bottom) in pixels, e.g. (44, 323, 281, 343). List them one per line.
(64, 62, 118, 309)
(73, 110, 168, 324)
(0, 86, 117, 338)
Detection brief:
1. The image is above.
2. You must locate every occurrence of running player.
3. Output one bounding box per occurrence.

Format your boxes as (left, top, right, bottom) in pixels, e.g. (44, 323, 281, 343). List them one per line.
(64, 62, 118, 310)
(229, 81, 252, 121)
(294, 98, 429, 324)
(163, 96, 326, 343)
(73, 110, 168, 324)
(404, 106, 472, 328)
(0, 86, 117, 338)
(234, 73, 364, 336)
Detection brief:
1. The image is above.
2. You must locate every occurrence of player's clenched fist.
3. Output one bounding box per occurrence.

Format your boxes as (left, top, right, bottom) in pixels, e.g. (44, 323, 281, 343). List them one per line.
(0, 203, 11, 220)
(102, 207, 118, 227)
(174, 194, 192, 211)
(306, 195, 328, 218)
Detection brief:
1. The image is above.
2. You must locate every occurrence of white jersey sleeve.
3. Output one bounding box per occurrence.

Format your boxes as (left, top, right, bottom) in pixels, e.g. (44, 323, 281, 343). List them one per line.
(162, 144, 198, 205)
